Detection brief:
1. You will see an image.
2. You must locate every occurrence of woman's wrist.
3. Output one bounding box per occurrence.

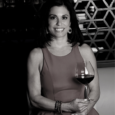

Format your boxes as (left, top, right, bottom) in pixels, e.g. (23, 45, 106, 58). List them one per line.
(54, 101, 62, 114)
(61, 102, 73, 112)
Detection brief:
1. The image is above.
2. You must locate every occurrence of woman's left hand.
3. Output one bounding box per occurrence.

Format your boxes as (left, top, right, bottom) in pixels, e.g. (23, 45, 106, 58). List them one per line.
(71, 108, 88, 115)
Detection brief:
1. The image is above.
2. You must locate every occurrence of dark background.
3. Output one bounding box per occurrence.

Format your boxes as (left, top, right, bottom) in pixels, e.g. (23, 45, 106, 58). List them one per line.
(0, 1, 40, 115)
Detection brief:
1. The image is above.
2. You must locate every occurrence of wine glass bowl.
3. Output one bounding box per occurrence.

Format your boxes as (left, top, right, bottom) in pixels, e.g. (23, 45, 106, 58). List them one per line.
(76, 72, 94, 85)
(75, 61, 94, 85)
(75, 61, 95, 101)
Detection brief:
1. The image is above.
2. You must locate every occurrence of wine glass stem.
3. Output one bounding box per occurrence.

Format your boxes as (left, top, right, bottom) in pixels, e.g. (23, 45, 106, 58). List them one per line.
(85, 84, 90, 101)
(85, 84, 90, 115)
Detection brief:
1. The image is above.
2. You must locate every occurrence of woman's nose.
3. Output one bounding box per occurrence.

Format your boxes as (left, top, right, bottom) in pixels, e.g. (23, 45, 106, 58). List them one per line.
(56, 18, 62, 26)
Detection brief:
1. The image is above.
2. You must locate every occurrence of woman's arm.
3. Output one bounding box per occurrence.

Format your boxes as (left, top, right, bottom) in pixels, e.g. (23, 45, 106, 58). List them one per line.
(27, 48, 80, 112)
(80, 44, 100, 114)
(27, 48, 56, 111)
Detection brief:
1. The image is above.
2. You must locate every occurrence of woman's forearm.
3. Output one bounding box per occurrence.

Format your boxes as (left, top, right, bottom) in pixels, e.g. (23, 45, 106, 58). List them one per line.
(31, 95, 55, 111)
(30, 95, 72, 112)
(87, 89, 100, 113)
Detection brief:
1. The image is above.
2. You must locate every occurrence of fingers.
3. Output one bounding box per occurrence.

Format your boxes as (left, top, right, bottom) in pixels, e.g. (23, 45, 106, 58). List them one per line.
(71, 98, 89, 113)
(77, 99, 89, 113)
(75, 99, 89, 103)
(79, 105, 87, 113)
(72, 107, 88, 115)
(78, 99, 89, 105)
(71, 113, 79, 115)
(77, 104, 87, 113)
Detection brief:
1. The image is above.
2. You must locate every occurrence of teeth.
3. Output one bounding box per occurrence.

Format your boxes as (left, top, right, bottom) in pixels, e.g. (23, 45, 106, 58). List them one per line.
(55, 28, 64, 31)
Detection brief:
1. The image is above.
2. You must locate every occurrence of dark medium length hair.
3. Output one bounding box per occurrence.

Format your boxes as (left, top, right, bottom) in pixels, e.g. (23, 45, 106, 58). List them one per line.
(38, 0, 84, 48)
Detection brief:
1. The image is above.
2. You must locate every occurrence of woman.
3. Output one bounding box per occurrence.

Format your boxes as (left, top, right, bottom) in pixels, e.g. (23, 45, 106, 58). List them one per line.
(27, 0, 100, 115)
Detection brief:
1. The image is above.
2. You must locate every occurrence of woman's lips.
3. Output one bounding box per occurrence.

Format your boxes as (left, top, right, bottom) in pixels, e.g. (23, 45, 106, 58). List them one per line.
(55, 28, 64, 32)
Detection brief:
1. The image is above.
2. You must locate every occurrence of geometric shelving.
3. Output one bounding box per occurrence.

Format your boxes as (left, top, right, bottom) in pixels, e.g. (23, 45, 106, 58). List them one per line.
(74, 0, 115, 67)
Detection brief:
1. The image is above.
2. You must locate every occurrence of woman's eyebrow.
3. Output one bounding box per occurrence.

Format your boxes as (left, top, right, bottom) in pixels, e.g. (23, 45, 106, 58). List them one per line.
(49, 14, 69, 16)
(63, 14, 69, 16)
(49, 14, 56, 16)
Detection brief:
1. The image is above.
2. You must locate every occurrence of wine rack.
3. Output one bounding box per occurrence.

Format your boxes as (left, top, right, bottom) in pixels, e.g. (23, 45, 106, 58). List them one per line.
(74, 0, 115, 67)
(0, 0, 115, 67)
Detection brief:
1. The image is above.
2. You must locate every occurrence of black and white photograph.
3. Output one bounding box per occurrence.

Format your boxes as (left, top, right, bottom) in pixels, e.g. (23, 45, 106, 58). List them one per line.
(1, 0, 115, 115)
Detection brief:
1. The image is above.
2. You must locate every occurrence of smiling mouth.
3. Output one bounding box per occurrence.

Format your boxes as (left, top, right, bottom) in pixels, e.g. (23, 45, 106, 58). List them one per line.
(55, 28, 64, 32)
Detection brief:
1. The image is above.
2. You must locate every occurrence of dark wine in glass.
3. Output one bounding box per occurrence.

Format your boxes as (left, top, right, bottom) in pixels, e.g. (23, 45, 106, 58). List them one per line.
(77, 75, 94, 84)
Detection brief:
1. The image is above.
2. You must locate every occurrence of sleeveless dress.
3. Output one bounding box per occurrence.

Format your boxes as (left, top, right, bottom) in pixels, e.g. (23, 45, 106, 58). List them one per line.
(38, 44, 99, 115)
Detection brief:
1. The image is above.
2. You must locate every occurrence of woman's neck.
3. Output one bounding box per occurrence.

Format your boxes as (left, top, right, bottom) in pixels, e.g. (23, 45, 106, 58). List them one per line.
(49, 36, 70, 49)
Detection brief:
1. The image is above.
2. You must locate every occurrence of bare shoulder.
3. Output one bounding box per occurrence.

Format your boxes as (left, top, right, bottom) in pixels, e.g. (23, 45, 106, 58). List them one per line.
(78, 43, 96, 62)
(79, 43, 93, 55)
(28, 47, 43, 65)
(79, 44, 92, 54)
(29, 47, 43, 59)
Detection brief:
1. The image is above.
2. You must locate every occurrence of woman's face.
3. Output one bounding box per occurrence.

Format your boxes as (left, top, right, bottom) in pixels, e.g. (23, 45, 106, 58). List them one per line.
(48, 5, 71, 38)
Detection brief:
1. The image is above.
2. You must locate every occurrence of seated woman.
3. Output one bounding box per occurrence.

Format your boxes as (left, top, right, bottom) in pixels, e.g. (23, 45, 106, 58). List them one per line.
(27, 0, 100, 115)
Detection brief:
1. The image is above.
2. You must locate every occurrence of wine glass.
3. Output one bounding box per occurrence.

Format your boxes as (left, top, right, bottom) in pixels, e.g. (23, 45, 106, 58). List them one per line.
(75, 61, 95, 101)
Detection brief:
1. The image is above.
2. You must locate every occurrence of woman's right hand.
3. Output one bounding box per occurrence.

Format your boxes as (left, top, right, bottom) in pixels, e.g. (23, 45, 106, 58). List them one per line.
(69, 99, 89, 113)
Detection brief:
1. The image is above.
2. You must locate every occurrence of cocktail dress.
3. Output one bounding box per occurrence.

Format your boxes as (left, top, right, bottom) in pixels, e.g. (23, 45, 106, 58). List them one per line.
(38, 44, 99, 115)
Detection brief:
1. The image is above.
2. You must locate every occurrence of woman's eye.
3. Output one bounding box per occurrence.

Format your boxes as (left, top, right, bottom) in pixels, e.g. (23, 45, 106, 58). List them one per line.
(49, 16, 56, 20)
(62, 16, 68, 20)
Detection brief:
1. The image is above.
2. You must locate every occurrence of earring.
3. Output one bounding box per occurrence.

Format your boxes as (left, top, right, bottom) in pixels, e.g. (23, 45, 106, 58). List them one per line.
(68, 27, 72, 34)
